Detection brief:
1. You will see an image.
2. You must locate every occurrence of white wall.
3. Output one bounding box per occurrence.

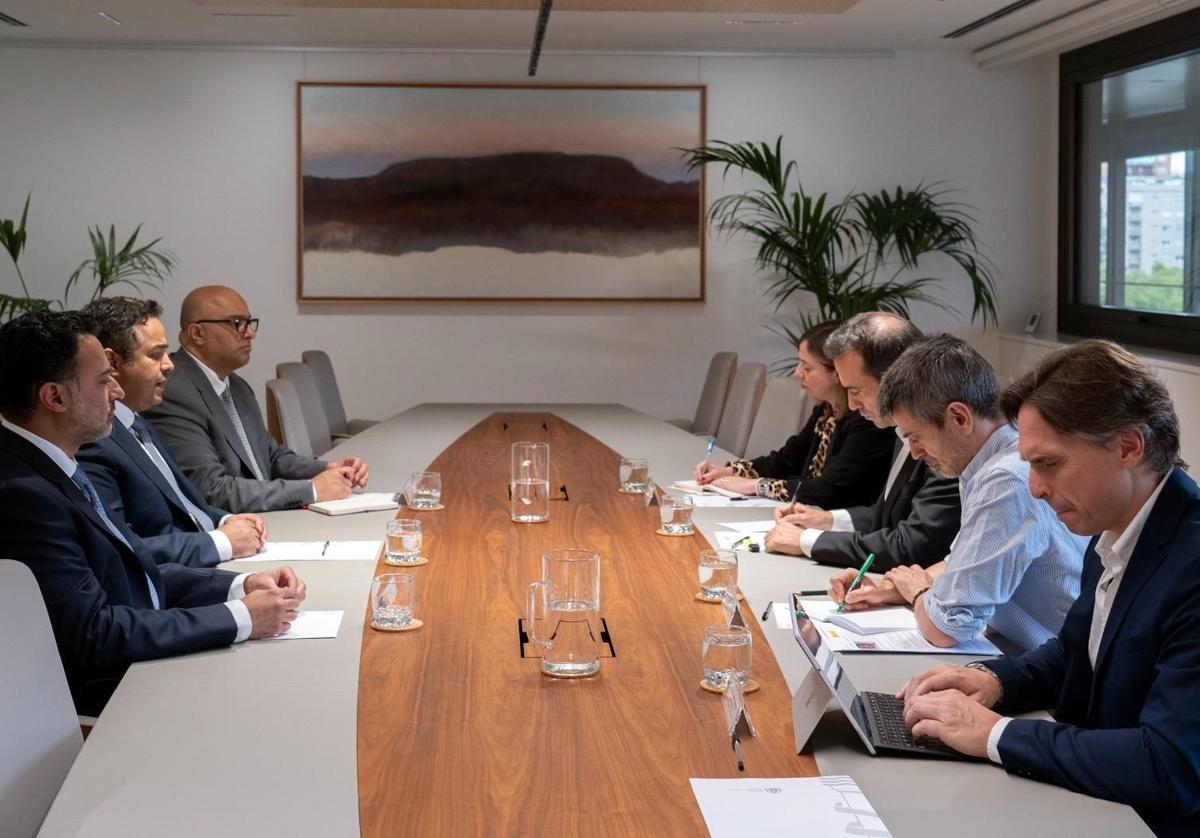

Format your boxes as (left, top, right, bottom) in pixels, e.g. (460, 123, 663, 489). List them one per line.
(0, 45, 1057, 421)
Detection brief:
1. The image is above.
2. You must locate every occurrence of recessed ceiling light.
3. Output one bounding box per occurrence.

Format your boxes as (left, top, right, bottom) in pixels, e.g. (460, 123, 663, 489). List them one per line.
(97, 11, 121, 26)
(725, 19, 805, 26)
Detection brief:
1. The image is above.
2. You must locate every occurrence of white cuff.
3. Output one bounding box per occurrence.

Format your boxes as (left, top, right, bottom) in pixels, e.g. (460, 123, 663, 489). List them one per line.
(217, 514, 232, 527)
(227, 572, 250, 601)
(830, 509, 854, 532)
(799, 528, 823, 557)
(225, 599, 253, 644)
(208, 529, 233, 562)
(986, 717, 1013, 765)
(310, 481, 318, 503)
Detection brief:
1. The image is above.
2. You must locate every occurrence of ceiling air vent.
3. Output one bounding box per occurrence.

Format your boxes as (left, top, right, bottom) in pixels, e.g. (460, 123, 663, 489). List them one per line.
(0, 10, 28, 26)
(944, 0, 1047, 38)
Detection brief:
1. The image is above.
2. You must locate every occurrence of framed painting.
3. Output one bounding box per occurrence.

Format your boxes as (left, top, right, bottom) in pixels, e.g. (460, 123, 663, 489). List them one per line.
(296, 82, 705, 302)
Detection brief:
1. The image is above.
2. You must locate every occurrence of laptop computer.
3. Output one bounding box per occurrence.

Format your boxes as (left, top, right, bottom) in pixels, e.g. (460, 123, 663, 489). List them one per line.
(791, 594, 979, 760)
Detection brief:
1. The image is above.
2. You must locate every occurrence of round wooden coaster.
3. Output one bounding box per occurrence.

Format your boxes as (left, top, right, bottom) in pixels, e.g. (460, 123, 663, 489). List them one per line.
(384, 556, 429, 567)
(405, 503, 445, 511)
(371, 618, 423, 633)
(700, 678, 760, 695)
(694, 591, 745, 603)
(617, 487, 648, 495)
(656, 527, 695, 537)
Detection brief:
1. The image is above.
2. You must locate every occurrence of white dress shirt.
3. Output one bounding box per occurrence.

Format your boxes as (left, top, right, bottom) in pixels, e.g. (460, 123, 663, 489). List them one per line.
(985, 471, 1171, 764)
(0, 415, 253, 643)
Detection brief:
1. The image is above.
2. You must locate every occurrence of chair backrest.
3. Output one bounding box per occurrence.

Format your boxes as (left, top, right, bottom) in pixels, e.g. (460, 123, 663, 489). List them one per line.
(715, 362, 767, 459)
(0, 560, 83, 838)
(301, 350, 349, 436)
(691, 351, 737, 437)
(276, 362, 333, 456)
(265, 378, 315, 458)
(744, 376, 809, 458)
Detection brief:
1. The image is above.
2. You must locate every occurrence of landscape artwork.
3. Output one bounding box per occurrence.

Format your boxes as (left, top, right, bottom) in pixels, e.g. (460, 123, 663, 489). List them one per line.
(297, 83, 705, 301)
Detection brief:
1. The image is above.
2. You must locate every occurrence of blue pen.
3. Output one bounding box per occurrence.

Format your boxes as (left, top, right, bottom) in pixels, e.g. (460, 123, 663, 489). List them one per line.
(705, 436, 716, 459)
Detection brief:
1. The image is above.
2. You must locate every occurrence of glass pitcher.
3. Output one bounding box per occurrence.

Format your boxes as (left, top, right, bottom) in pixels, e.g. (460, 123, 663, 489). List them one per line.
(511, 441, 550, 523)
(526, 548, 602, 678)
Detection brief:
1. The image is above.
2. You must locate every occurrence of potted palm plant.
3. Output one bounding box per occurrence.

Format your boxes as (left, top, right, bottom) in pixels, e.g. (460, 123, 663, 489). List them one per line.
(682, 138, 998, 364)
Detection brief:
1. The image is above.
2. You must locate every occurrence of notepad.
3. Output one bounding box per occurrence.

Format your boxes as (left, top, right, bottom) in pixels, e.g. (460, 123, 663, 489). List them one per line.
(798, 599, 1001, 655)
(672, 479, 749, 499)
(308, 492, 400, 515)
(815, 606, 919, 635)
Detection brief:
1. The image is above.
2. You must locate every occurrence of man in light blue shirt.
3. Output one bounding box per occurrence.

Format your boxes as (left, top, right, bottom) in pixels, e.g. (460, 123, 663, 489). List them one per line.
(828, 335, 1086, 651)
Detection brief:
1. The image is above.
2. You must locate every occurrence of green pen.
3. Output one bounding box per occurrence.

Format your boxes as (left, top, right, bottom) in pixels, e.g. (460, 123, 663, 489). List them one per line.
(837, 552, 875, 613)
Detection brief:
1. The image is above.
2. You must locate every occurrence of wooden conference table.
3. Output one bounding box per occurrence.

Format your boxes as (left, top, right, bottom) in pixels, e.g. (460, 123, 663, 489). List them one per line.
(38, 404, 1150, 838)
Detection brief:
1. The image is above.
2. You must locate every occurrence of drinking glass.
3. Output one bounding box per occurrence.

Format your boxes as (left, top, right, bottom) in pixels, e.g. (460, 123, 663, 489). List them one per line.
(511, 441, 550, 523)
(618, 457, 649, 493)
(371, 573, 417, 631)
(406, 472, 442, 509)
(385, 519, 422, 565)
(697, 549, 738, 600)
(659, 494, 694, 535)
(701, 624, 752, 690)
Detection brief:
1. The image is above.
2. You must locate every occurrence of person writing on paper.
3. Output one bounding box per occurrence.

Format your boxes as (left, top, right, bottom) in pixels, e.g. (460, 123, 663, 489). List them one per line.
(898, 340, 1200, 836)
(764, 313, 961, 571)
(144, 285, 368, 512)
(0, 310, 306, 715)
(693, 321, 895, 509)
(77, 297, 266, 566)
(826, 336, 1086, 652)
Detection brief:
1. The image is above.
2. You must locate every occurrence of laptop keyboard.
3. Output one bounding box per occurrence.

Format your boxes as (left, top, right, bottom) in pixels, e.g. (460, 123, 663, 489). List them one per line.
(861, 692, 958, 755)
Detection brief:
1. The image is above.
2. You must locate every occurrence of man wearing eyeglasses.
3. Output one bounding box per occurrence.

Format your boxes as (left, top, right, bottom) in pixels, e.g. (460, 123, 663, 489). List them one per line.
(144, 285, 369, 513)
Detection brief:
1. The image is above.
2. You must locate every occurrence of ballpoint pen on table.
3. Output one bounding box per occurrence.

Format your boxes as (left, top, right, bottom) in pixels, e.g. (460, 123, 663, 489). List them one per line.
(837, 552, 875, 613)
(732, 735, 745, 772)
(321, 540, 329, 556)
(760, 601, 773, 621)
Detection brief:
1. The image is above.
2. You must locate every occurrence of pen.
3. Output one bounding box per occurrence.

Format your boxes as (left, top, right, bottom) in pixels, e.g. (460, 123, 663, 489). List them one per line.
(732, 735, 745, 772)
(760, 601, 773, 621)
(837, 552, 875, 613)
(321, 540, 329, 556)
(704, 436, 716, 462)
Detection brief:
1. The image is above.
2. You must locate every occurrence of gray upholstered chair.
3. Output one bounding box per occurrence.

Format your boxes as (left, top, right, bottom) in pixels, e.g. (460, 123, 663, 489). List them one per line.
(743, 376, 809, 459)
(301, 350, 378, 439)
(276, 362, 334, 456)
(265, 378, 315, 458)
(714, 362, 766, 459)
(667, 351, 737, 437)
(0, 560, 84, 838)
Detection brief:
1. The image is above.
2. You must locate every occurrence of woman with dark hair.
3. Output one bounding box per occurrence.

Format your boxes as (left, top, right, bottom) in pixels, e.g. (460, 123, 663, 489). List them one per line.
(693, 321, 896, 509)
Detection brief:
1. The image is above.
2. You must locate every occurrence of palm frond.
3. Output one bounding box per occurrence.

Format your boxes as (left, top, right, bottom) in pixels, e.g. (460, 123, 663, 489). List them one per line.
(0, 293, 54, 323)
(66, 224, 177, 304)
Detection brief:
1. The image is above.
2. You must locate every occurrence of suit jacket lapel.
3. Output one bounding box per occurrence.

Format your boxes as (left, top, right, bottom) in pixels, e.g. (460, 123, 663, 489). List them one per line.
(112, 419, 193, 520)
(173, 350, 264, 479)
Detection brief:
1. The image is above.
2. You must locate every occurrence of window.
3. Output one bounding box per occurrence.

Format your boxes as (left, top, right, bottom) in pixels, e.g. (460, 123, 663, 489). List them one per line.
(1059, 10, 1200, 354)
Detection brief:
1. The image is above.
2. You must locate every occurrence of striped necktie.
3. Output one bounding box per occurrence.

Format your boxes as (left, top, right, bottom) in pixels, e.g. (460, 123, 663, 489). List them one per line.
(70, 468, 160, 609)
(219, 385, 266, 481)
(131, 417, 215, 531)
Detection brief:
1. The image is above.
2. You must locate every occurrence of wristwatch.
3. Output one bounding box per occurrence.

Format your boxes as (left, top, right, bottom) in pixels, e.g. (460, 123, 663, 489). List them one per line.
(965, 661, 1005, 706)
(909, 585, 932, 605)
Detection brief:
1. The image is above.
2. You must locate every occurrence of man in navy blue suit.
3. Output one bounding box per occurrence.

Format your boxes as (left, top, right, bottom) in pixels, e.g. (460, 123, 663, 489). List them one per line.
(0, 310, 305, 716)
(898, 340, 1200, 837)
(77, 297, 266, 567)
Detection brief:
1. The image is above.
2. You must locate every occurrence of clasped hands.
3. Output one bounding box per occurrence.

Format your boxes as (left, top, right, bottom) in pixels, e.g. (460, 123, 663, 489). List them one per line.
(761, 502, 834, 555)
(313, 456, 370, 501)
(242, 565, 307, 639)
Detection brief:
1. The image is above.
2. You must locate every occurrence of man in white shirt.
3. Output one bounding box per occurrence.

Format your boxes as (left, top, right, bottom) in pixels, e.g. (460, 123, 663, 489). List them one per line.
(78, 296, 267, 566)
(145, 285, 369, 512)
(0, 310, 304, 715)
(897, 339, 1200, 837)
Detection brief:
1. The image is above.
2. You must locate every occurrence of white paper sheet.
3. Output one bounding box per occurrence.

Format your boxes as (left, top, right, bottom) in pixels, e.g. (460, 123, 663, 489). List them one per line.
(713, 531, 766, 552)
(233, 540, 382, 562)
(716, 519, 777, 534)
(772, 601, 793, 630)
(816, 606, 919, 635)
(798, 600, 1000, 655)
(261, 610, 344, 641)
(690, 775, 892, 838)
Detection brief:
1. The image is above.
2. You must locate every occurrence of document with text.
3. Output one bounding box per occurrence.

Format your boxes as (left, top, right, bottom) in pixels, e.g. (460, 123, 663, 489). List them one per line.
(690, 775, 892, 838)
(799, 600, 1000, 655)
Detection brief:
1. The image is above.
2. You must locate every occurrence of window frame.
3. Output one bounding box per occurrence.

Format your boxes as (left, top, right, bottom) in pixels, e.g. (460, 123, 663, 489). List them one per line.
(1058, 8, 1200, 354)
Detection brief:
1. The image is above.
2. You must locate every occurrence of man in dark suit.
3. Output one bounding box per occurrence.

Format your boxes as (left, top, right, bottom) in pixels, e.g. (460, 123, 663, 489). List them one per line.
(0, 310, 304, 716)
(144, 285, 368, 513)
(764, 312, 961, 570)
(77, 297, 267, 567)
(899, 340, 1200, 837)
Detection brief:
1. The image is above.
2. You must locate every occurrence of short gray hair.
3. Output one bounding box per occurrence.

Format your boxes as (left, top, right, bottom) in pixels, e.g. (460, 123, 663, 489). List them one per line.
(824, 312, 924, 381)
(878, 335, 1000, 426)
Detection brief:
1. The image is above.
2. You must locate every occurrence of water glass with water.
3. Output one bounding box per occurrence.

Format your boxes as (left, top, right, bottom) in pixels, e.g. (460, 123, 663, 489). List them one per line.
(511, 441, 550, 523)
(371, 572, 416, 631)
(385, 519, 422, 565)
(659, 494, 694, 535)
(406, 471, 442, 509)
(697, 549, 738, 600)
(618, 457, 649, 493)
(701, 624, 752, 690)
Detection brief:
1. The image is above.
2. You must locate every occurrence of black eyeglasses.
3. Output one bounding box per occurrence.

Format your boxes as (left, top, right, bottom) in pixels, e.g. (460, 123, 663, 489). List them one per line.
(193, 317, 260, 336)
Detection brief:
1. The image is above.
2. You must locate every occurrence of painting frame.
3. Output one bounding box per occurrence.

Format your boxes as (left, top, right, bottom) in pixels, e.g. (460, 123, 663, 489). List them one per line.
(295, 81, 706, 304)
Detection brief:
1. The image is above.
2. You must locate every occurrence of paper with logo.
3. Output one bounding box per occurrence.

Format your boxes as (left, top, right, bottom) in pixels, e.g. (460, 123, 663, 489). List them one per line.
(798, 600, 1000, 655)
(690, 775, 892, 837)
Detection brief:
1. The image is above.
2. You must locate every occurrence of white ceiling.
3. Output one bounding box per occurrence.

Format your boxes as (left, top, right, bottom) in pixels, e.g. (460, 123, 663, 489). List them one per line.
(0, 0, 1179, 54)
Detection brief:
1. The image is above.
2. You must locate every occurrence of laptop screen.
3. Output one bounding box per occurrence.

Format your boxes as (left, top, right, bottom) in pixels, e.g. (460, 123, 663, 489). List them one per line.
(791, 596, 876, 752)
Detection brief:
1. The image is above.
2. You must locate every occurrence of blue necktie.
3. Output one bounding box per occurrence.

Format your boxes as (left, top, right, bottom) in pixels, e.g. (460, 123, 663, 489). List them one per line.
(132, 417, 215, 532)
(70, 467, 160, 609)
